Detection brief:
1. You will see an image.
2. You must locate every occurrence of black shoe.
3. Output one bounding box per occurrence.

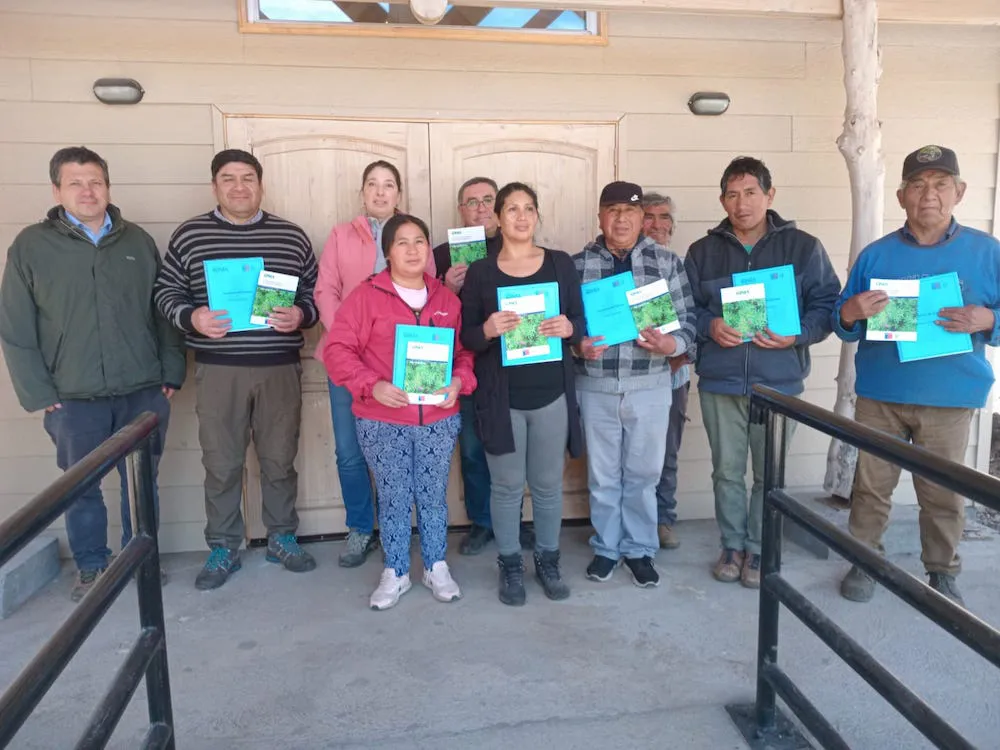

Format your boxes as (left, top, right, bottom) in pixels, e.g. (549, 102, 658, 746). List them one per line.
(459, 524, 494, 556)
(586, 555, 618, 582)
(533, 550, 570, 601)
(624, 556, 660, 588)
(497, 553, 526, 606)
(266, 533, 317, 573)
(195, 548, 241, 591)
(519, 523, 536, 551)
(928, 572, 965, 607)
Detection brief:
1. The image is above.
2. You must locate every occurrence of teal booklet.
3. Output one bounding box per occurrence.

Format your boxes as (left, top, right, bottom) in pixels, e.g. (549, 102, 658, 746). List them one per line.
(580, 272, 638, 346)
(250, 270, 299, 326)
(392, 324, 454, 405)
(497, 282, 562, 367)
(732, 264, 801, 337)
(897, 272, 973, 362)
(203, 257, 266, 332)
(447, 226, 488, 266)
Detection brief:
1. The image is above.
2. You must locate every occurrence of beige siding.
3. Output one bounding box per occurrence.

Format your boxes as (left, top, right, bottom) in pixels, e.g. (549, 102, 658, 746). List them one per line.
(0, 0, 997, 554)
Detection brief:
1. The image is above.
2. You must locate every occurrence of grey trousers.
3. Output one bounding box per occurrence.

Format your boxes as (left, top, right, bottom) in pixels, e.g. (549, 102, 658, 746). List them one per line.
(195, 362, 302, 549)
(655, 381, 690, 525)
(485, 394, 568, 557)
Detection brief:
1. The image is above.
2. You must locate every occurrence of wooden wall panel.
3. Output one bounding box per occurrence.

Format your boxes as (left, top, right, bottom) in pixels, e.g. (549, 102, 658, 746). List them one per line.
(0, 144, 216, 186)
(0, 103, 214, 144)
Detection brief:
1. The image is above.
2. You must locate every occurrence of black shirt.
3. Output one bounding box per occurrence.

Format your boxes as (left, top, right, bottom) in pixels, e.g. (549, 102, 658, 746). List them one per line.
(496, 254, 565, 411)
(433, 231, 503, 295)
(611, 249, 633, 276)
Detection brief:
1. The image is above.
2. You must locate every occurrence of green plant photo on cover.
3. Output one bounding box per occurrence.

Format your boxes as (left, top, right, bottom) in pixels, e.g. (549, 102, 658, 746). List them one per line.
(251, 288, 296, 318)
(451, 240, 487, 266)
(505, 312, 546, 351)
(403, 360, 448, 394)
(868, 298, 918, 333)
(631, 295, 678, 331)
(724, 298, 768, 338)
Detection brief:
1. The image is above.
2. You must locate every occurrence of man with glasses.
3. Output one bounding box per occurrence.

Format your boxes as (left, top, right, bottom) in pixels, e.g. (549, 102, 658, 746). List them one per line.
(433, 177, 534, 554)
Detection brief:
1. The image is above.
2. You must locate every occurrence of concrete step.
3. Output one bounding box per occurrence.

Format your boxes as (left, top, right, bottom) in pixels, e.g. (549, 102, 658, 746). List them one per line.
(0, 536, 60, 619)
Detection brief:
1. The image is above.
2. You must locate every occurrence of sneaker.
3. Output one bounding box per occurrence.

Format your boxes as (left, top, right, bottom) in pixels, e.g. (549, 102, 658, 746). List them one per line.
(497, 553, 526, 606)
(422, 561, 461, 603)
(657, 524, 680, 549)
(840, 564, 875, 602)
(266, 533, 317, 573)
(741, 553, 761, 589)
(195, 547, 241, 591)
(624, 556, 660, 588)
(928, 572, 965, 607)
(71, 566, 107, 602)
(586, 555, 618, 583)
(339, 530, 377, 568)
(370, 568, 411, 610)
(533, 550, 570, 601)
(519, 523, 536, 551)
(459, 524, 494, 556)
(712, 548, 744, 583)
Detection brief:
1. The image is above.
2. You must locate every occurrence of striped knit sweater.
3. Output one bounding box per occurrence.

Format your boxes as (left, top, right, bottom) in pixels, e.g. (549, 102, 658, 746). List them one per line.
(153, 211, 319, 366)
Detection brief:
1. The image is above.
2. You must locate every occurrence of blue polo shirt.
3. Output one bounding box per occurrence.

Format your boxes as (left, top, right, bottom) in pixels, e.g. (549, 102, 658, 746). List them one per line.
(64, 210, 112, 245)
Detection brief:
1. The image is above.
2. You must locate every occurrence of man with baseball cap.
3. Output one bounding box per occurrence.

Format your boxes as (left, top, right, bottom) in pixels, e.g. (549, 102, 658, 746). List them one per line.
(573, 181, 696, 588)
(834, 145, 1000, 607)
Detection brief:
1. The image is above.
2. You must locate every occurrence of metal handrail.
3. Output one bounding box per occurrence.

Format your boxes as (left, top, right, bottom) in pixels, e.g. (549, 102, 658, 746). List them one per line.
(0, 412, 175, 750)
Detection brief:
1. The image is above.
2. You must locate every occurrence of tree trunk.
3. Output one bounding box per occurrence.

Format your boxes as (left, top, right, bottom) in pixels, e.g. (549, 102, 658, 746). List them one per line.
(824, 0, 885, 499)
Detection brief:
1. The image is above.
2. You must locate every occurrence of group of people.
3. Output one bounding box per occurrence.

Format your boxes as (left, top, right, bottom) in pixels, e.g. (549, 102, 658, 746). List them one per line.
(2, 143, 997, 611)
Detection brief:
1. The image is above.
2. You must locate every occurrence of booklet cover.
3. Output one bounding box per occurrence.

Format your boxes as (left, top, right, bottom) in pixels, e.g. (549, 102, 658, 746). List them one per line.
(497, 282, 561, 367)
(250, 270, 300, 326)
(897, 272, 973, 362)
(732, 264, 801, 337)
(721, 283, 768, 340)
(392, 324, 455, 405)
(866, 279, 919, 342)
(580, 272, 638, 347)
(447, 226, 488, 267)
(203, 256, 266, 333)
(626, 278, 680, 340)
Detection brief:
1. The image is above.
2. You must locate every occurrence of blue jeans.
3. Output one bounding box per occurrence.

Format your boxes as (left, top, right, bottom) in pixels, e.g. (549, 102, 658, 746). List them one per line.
(356, 415, 461, 575)
(42, 386, 171, 572)
(328, 380, 375, 534)
(458, 395, 492, 528)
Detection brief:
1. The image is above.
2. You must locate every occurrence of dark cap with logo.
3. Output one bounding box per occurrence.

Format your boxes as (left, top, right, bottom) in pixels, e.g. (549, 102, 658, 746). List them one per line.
(902, 145, 960, 182)
(599, 181, 643, 207)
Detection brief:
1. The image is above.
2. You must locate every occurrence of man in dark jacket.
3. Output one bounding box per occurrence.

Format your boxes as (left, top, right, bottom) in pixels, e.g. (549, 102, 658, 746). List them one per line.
(685, 156, 840, 588)
(0, 146, 186, 602)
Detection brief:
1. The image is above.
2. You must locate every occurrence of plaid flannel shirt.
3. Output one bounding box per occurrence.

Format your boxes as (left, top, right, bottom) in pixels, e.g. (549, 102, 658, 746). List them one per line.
(573, 235, 696, 394)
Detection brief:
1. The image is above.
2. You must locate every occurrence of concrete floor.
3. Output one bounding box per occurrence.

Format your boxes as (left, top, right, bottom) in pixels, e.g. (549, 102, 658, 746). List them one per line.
(1, 520, 998, 750)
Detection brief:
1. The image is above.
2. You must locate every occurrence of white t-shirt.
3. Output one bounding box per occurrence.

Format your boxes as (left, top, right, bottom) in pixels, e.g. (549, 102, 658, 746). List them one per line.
(392, 282, 427, 310)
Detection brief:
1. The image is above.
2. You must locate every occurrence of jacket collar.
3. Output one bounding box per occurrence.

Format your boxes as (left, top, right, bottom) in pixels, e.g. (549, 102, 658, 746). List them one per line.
(585, 233, 657, 258)
(46, 203, 125, 242)
(370, 268, 443, 299)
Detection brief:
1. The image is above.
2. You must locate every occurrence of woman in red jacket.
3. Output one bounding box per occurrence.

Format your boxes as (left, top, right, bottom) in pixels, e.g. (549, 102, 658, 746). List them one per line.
(324, 214, 475, 611)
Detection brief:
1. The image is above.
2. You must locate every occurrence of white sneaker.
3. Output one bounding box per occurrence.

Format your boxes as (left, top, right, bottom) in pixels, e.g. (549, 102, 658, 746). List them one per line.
(422, 561, 462, 603)
(370, 568, 411, 610)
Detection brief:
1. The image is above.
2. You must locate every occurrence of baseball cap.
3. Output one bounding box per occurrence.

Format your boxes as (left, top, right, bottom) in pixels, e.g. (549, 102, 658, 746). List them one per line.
(599, 181, 643, 207)
(902, 145, 960, 182)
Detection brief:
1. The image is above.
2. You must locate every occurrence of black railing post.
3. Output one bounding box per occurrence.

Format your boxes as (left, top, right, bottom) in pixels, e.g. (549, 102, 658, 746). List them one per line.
(128, 439, 175, 750)
(754, 405, 788, 734)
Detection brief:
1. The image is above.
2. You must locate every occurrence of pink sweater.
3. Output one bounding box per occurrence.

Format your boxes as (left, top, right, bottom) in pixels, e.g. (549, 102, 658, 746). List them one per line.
(314, 215, 437, 359)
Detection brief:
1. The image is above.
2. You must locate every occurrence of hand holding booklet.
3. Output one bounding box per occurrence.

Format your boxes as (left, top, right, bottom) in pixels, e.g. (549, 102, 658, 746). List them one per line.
(896, 272, 972, 362)
(392, 324, 455, 405)
(250, 270, 300, 326)
(497, 282, 561, 367)
(866, 279, 919, 342)
(580, 272, 637, 347)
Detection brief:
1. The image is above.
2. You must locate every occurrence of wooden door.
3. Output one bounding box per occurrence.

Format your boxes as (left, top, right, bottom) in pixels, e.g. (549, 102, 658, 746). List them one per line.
(223, 116, 431, 539)
(429, 121, 618, 521)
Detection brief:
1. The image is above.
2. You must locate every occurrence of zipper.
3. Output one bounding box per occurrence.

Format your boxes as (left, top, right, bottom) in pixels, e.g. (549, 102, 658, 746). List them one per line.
(376, 280, 436, 427)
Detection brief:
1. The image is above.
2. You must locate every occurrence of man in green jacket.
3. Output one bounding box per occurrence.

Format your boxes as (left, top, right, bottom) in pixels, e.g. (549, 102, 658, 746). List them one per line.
(0, 146, 185, 602)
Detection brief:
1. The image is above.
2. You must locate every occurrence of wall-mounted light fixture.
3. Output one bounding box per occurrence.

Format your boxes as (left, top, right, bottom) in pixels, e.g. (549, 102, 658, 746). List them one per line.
(92, 78, 145, 105)
(688, 92, 731, 116)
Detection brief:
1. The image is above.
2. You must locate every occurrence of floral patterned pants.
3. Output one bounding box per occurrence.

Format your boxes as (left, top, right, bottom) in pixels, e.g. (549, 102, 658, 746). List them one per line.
(356, 414, 461, 575)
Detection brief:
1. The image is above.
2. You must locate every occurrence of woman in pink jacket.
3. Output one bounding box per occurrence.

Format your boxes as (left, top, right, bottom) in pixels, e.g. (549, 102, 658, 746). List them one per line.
(324, 214, 473, 610)
(315, 160, 436, 569)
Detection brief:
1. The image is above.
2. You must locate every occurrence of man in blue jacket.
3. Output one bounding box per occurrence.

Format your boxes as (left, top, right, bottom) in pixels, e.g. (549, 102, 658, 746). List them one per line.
(685, 156, 840, 588)
(833, 145, 1000, 607)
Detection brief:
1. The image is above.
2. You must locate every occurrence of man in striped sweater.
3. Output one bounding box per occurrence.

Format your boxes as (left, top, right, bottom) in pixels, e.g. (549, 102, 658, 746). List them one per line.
(154, 149, 320, 590)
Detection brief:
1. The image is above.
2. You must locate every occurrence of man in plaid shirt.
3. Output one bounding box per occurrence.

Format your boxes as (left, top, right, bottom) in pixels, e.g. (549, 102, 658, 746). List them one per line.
(574, 181, 696, 588)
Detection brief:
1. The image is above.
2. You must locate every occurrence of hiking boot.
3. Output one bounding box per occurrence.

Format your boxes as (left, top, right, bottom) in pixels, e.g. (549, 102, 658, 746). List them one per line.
(533, 550, 570, 601)
(519, 523, 536, 551)
(71, 566, 107, 602)
(459, 524, 494, 556)
(624, 556, 660, 588)
(658, 524, 680, 549)
(712, 548, 744, 583)
(928, 572, 965, 607)
(741, 553, 761, 589)
(339, 530, 377, 568)
(370, 568, 411, 610)
(423, 561, 461, 603)
(497, 553, 526, 606)
(195, 548, 241, 591)
(840, 564, 875, 602)
(266, 533, 317, 573)
(586, 555, 618, 582)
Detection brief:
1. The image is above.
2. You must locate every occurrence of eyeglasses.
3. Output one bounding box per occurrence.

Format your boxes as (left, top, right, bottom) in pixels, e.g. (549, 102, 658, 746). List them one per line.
(460, 196, 495, 210)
